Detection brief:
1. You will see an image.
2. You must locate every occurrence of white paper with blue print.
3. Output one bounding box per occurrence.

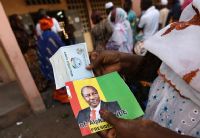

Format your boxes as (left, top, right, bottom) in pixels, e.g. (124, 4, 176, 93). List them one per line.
(50, 43, 94, 89)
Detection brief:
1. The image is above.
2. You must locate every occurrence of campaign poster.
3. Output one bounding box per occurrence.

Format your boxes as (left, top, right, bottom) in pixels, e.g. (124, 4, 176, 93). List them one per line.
(66, 72, 144, 136)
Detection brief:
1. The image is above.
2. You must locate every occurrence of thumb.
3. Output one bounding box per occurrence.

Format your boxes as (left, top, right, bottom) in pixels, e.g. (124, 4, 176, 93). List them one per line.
(87, 54, 103, 70)
(90, 51, 99, 61)
(86, 64, 94, 70)
(100, 110, 119, 126)
(86, 51, 101, 70)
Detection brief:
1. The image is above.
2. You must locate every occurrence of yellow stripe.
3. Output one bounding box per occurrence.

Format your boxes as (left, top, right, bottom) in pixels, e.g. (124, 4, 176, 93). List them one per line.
(73, 78, 106, 109)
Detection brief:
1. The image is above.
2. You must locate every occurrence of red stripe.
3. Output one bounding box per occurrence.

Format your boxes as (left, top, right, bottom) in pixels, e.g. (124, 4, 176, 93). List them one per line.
(66, 81, 91, 135)
(66, 81, 81, 117)
(80, 127, 91, 136)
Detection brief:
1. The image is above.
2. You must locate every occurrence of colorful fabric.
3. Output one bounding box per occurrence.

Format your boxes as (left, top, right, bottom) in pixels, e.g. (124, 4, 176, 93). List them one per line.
(24, 48, 48, 92)
(91, 19, 112, 51)
(182, 0, 193, 10)
(37, 30, 65, 81)
(39, 18, 53, 31)
(144, 76, 200, 137)
(127, 10, 137, 45)
(36, 17, 62, 36)
(53, 88, 69, 103)
(106, 8, 133, 53)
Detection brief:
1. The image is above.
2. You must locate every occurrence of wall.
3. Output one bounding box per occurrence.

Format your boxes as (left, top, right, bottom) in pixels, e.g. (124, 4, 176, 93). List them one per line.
(0, 46, 16, 82)
(0, 2, 45, 112)
(1, 0, 68, 16)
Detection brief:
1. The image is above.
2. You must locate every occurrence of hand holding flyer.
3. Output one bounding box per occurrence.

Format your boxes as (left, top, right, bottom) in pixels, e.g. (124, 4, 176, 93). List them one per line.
(50, 43, 143, 136)
(66, 72, 144, 136)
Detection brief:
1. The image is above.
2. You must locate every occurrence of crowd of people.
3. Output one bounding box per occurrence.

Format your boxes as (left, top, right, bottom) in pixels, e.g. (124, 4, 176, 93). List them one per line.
(90, 0, 187, 54)
(87, 0, 200, 138)
(10, 0, 199, 137)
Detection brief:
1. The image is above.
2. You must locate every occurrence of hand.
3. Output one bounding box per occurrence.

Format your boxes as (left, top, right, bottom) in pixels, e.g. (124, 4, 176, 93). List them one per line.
(87, 51, 143, 78)
(87, 51, 121, 76)
(99, 110, 193, 138)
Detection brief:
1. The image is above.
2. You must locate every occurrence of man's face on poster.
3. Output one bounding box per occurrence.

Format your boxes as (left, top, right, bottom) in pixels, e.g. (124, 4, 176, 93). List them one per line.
(82, 87, 100, 108)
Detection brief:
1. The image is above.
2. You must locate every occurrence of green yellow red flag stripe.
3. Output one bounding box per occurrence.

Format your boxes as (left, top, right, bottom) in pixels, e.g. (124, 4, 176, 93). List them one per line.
(66, 72, 144, 136)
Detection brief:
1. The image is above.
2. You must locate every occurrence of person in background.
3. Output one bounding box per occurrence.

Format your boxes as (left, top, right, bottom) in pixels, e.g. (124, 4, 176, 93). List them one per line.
(106, 8, 133, 53)
(105, 1, 115, 29)
(36, 8, 62, 37)
(134, 0, 160, 56)
(37, 18, 68, 103)
(90, 10, 113, 51)
(181, 0, 193, 10)
(138, 0, 160, 40)
(9, 14, 48, 92)
(105, 2, 114, 15)
(9, 14, 30, 54)
(165, 0, 182, 25)
(159, 0, 169, 29)
(64, 17, 76, 45)
(123, 0, 137, 47)
(88, 0, 200, 137)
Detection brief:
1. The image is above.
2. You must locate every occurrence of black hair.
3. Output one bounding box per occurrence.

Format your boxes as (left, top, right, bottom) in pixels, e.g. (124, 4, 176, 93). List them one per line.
(110, 7, 116, 23)
(38, 8, 47, 19)
(123, 0, 132, 13)
(106, 6, 114, 15)
(91, 10, 103, 24)
(141, 0, 153, 11)
(81, 86, 98, 96)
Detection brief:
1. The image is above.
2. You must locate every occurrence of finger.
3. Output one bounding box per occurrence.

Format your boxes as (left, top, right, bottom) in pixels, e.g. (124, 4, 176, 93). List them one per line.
(87, 55, 103, 72)
(97, 129, 116, 138)
(100, 110, 119, 126)
(102, 51, 120, 66)
(97, 130, 109, 138)
(103, 63, 121, 74)
(107, 128, 116, 138)
(86, 52, 100, 70)
(90, 51, 120, 69)
(90, 51, 99, 61)
(94, 67, 104, 76)
(86, 64, 94, 70)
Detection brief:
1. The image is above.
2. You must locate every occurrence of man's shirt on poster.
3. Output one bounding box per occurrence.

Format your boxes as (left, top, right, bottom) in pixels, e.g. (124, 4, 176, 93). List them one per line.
(90, 101, 101, 120)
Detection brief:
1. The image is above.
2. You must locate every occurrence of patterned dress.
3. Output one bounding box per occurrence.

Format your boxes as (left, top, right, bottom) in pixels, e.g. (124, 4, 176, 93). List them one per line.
(144, 75, 200, 137)
(91, 19, 112, 51)
(37, 30, 65, 81)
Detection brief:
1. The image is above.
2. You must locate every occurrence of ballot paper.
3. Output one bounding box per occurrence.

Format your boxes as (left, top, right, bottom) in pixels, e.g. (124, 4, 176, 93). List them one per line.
(50, 43, 94, 89)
